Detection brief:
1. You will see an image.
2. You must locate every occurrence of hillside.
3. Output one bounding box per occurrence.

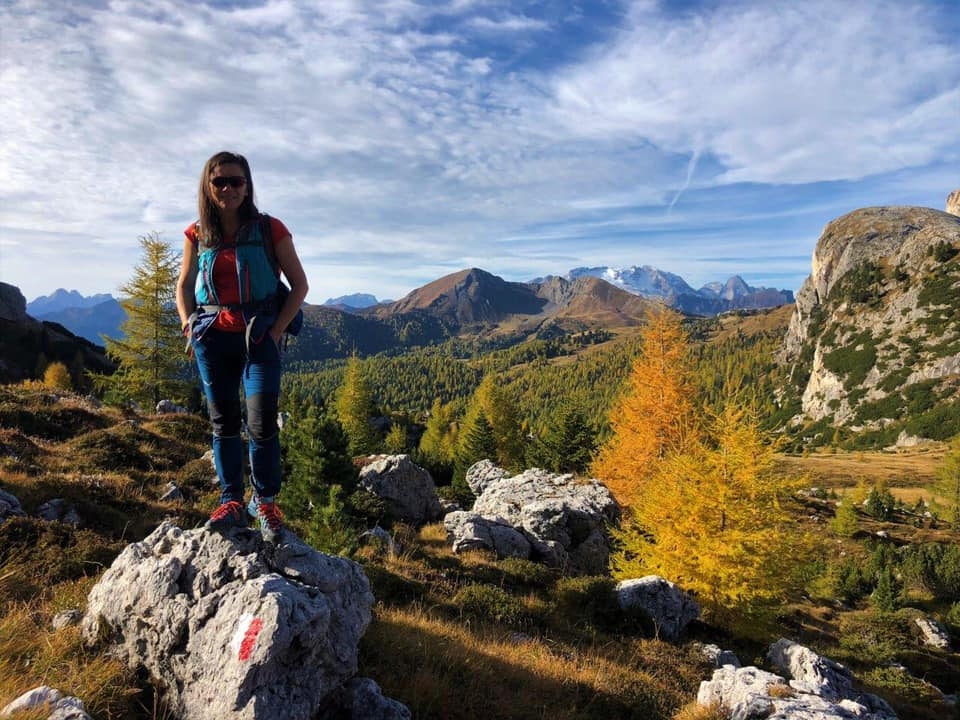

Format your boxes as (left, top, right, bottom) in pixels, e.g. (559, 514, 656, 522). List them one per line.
(0, 384, 957, 719)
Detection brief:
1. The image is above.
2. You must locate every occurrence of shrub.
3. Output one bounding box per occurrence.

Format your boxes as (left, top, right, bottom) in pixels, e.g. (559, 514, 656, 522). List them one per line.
(453, 583, 527, 625)
(945, 602, 960, 636)
(899, 543, 960, 601)
(830, 496, 859, 537)
(43, 362, 73, 391)
(826, 556, 874, 604)
(871, 568, 902, 613)
(550, 576, 621, 632)
(836, 610, 912, 664)
(864, 485, 896, 520)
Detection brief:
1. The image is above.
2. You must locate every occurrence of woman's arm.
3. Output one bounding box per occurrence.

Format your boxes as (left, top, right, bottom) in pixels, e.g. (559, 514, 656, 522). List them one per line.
(270, 234, 309, 343)
(176, 236, 199, 330)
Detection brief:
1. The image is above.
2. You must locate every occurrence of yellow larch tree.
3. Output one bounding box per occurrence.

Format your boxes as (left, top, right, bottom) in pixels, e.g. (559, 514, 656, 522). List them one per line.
(590, 305, 696, 508)
(610, 405, 811, 616)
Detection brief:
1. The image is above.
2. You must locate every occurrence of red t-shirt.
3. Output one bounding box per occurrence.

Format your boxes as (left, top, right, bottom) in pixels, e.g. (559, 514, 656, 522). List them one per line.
(185, 216, 291, 332)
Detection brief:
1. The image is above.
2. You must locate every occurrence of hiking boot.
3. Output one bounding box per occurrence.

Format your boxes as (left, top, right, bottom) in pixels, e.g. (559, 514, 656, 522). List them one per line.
(205, 500, 249, 532)
(247, 494, 260, 521)
(256, 499, 284, 544)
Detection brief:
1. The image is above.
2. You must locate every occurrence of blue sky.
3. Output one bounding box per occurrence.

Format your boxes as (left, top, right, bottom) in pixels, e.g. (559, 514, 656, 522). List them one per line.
(1, 0, 958, 305)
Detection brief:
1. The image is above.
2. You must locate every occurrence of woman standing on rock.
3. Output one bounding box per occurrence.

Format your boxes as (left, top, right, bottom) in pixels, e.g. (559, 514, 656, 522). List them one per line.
(176, 151, 308, 543)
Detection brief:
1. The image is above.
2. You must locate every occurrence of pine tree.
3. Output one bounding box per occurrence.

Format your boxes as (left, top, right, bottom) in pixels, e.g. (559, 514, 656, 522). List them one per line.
(93, 233, 189, 407)
(333, 356, 381, 456)
(529, 404, 596, 474)
(474, 374, 524, 470)
(281, 403, 357, 520)
(591, 305, 696, 508)
(830, 494, 859, 537)
(280, 400, 360, 555)
(384, 423, 408, 454)
(933, 433, 960, 529)
(416, 397, 458, 485)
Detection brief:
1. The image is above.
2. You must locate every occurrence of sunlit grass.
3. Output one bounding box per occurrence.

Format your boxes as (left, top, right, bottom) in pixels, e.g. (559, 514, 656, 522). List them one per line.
(361, 603, 704, 720)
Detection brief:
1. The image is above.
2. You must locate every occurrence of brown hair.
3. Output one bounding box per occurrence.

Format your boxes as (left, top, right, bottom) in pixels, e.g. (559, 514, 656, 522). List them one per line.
(196, 151, 259, 248)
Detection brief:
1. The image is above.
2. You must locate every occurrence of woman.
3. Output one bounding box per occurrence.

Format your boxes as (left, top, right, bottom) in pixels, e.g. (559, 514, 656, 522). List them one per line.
(176, 151, 308, 543)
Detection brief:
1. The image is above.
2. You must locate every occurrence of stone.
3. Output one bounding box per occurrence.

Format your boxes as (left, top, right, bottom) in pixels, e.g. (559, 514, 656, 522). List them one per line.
(37, 498, 81, 526)
(443, 511, 532, 559)
(159, 482, 183, 502)
(767, 638, 897, 717)
(0, 488, 26, 521)
(358, 454, 444, 525)
(52, 609, 83, 630)
(0, 686, 91, 720)
(457, 465, 618, 575)
(615, 576, 700, 642)
(464, 459, 510, 497)
(81, 521, 374, 720)
(914, 615, 951, 650)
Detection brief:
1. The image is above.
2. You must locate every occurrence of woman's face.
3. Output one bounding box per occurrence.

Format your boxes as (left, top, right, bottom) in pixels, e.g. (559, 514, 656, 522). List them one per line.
(208, 162, 248, 214)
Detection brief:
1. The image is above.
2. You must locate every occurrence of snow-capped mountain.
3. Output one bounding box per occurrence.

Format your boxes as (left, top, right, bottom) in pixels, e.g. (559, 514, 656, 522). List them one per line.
(565, 266, 793, 315)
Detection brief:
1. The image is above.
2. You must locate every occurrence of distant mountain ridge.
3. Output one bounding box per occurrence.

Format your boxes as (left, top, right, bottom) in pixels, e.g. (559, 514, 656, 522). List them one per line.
(322, 293, 383, 310)
(27, 290, 124, 345)
(562, 265, 794, 315)
(28, 262, 793, 356)
(27, 289, 115, 316)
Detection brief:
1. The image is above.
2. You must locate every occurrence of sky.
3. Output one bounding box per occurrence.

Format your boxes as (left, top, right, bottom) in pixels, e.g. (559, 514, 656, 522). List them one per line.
(1, 0, 958, 306)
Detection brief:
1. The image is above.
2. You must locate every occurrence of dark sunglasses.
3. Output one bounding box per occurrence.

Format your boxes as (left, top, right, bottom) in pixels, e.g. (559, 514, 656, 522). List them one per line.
(210, 176, 247, 189)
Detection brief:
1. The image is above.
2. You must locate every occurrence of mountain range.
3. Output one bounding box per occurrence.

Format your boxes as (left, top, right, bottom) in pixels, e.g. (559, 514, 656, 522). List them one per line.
(25, 266, 793, 345)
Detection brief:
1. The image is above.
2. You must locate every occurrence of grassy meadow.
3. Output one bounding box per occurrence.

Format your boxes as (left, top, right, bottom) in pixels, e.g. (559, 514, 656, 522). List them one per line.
(0, 383, 958, 719)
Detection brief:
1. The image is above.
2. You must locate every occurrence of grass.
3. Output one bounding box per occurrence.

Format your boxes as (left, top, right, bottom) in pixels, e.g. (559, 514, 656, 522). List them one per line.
(0, 384, 957, 719)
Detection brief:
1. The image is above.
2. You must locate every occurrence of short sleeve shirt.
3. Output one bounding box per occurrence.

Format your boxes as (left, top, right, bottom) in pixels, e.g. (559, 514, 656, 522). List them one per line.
(185, 216, 291, 332)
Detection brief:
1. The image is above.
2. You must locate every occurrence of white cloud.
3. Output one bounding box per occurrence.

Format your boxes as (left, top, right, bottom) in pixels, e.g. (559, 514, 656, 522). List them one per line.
(0, 0, 957, 304)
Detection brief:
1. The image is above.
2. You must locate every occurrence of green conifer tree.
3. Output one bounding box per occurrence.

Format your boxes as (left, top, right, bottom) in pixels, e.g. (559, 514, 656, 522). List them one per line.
(93, 233, 189, 407)
(334, 356, 381, 456)
(416, 397, 458, 486)
(530, 404, 596, 473)
(280, 401, 359, 554)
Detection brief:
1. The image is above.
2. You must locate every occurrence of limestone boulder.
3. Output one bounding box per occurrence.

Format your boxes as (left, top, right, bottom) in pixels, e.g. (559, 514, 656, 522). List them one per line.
(767, 638, 897, 717)
(81, 521, 378, 720)
(464, 459, 509, 497)
(443, 510, 532, 559)
(615, 576, 700, 641)
(358, 454, 443, 525)
(445, 464, 618, 575)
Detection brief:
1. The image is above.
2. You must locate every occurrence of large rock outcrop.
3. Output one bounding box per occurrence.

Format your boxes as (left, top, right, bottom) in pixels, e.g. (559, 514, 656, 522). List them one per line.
(444, 463, 618, 575)
(81, 522, 376, 720)
(947, 189, 960, 217)
(778, 205, 960, 429)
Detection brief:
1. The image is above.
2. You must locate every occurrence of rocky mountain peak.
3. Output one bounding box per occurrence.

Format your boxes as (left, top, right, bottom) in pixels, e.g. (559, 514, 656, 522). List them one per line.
(779, 204, 960, 430)
(948, 188, 960, 216)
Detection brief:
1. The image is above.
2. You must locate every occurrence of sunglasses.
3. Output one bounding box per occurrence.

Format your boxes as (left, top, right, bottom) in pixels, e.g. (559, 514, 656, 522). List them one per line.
(210, 176, 247, 190)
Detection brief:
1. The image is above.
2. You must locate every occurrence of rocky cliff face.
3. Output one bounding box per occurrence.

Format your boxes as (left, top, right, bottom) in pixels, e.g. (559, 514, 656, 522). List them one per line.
(779, 200, 960, 433)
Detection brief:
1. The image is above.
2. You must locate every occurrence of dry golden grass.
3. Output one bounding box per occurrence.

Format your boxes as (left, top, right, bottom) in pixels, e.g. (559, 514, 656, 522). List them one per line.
(361, 603, 704, 720)
(0, 599, 139, 719)
(775, 447, 945, 489)
(671, 701, 730, 720)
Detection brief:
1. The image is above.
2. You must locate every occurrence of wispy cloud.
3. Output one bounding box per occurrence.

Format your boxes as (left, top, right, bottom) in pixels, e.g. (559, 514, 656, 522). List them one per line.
(1, 0, 957, 304)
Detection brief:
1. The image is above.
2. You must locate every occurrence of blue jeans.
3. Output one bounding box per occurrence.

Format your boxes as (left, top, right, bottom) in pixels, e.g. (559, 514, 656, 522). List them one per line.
(192, 328, 282, 504)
